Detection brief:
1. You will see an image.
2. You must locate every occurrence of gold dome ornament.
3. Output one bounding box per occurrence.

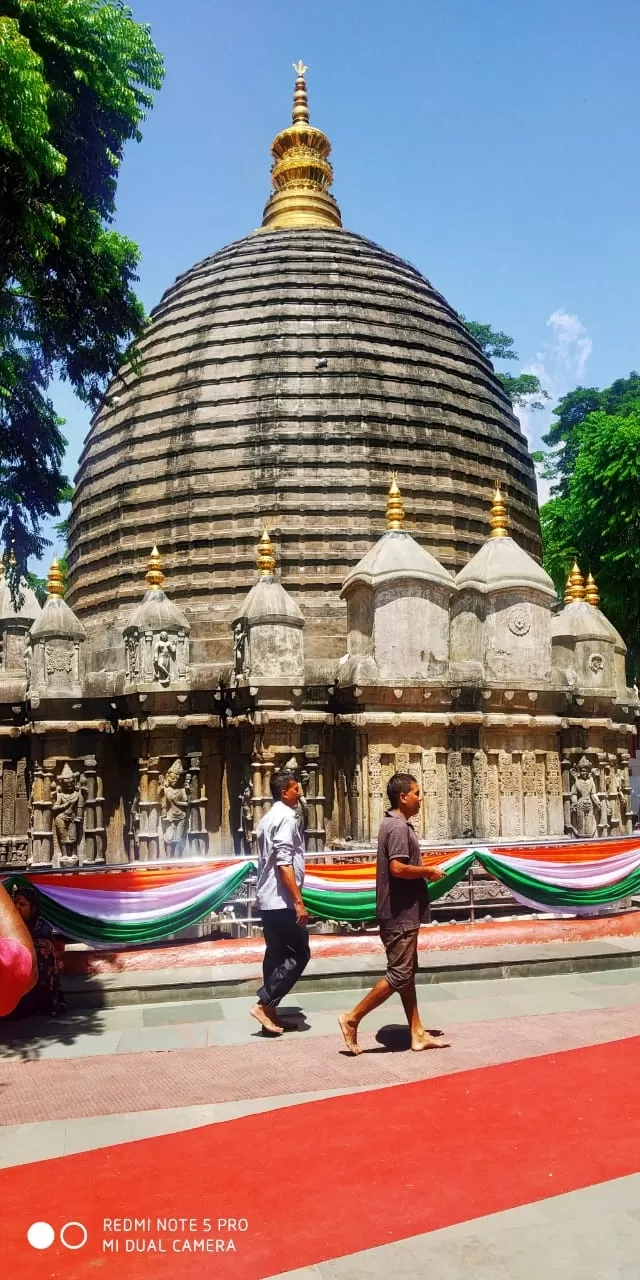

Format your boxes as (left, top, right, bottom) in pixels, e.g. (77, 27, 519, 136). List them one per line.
(256, 529, 276, 576)
(488, 482, 509, 538)
(386, 474, 405, 531)
(566, 560, 585, 602)
(260, 62, 342, 231)
(145, 546, 165, 592)
(585, 571, 600, 607)
(46, 558, 65, 599)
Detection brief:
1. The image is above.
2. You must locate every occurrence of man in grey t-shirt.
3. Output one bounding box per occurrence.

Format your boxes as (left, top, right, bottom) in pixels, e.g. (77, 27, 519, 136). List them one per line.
(339, 772, 449, 1055)
(250, 769, 310, 1035)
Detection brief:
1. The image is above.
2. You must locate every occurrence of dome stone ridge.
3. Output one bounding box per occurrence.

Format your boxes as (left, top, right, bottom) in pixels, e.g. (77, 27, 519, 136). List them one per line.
(67, 221, 542, 657)
(455, 536, 556, 599)
(551, 600, 626, 649)
(125, 589, 190, 634)
(30, 597, 86, 641)
(233, 576, 305, 628)
(0, 578, 41, 624)
(341, 530, 454, 597)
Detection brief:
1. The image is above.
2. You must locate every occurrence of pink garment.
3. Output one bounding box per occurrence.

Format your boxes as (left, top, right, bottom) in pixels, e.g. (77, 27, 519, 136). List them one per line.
(0, 938, 34, 1016)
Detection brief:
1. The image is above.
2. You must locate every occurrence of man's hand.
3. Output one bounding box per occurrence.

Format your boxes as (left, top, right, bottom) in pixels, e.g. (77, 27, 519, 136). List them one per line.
(424, 865, 446, 883)
(295, 900, 309, 926)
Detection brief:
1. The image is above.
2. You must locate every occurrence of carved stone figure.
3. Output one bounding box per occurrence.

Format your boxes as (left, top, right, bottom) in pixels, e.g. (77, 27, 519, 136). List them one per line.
(24, 634, 32, 687)
(232, 621, 249, 683)
(569, 756, 601, 838)
(53, 763, 86, 864)
(239, 771, 253, 848)
(160, 759, 191, 857)
(617, 765, 629, 828)
(153, 631, 176, 685)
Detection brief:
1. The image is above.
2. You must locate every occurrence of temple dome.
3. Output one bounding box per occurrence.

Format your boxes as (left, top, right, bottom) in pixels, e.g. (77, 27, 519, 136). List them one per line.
(67, 73, 541, 675)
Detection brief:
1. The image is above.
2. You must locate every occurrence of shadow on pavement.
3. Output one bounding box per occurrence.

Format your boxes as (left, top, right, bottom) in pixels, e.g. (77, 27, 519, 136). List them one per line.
(0, 1007, 103, 1062)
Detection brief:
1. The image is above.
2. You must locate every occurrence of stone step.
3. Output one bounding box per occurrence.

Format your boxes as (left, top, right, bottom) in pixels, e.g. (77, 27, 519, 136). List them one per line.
(60, 937, 640, 1010)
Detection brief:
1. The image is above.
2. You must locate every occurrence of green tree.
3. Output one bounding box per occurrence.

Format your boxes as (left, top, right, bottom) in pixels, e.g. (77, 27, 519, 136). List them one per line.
(540, 372, 640, 496)
(460, 318, 549, 410)
(540, 408, 640, 674)
(0, 0, 163, 589)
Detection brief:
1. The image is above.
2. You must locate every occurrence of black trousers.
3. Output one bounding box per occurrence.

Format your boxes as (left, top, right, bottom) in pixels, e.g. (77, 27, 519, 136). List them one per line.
(257, 908, 310, 1007)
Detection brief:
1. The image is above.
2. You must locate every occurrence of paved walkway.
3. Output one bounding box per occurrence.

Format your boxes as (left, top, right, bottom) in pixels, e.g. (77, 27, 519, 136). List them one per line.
(2, 958, 640, 1277)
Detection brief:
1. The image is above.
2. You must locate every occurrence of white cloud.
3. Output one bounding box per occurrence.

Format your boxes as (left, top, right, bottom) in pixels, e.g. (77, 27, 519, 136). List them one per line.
(514, 309, 593, 502)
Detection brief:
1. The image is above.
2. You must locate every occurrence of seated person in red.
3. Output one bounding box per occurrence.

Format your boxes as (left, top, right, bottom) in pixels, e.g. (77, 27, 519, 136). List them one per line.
(0, 882, 36, 1016)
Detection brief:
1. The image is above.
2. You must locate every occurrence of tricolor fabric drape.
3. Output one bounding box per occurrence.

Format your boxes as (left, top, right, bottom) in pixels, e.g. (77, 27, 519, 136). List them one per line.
(3, 838, 639, 944)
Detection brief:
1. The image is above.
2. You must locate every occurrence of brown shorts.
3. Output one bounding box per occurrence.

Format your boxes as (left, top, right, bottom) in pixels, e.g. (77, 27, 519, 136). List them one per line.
(380, 925, 419, 991)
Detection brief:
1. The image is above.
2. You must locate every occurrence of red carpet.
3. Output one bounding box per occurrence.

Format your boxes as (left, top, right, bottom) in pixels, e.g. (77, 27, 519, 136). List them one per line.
(4, 1035, 640, 1278)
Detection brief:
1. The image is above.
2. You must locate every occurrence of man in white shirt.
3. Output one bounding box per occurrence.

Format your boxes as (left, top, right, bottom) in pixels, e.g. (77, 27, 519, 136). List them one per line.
(250, 769, 310, 1034)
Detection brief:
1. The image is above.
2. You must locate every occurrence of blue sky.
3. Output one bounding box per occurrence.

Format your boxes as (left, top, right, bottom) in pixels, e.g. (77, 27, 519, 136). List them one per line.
(48, 0, 640, 561)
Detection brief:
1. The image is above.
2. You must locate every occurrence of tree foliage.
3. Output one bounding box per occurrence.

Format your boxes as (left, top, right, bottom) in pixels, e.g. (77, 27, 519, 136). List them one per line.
(540, 372, 640, 496)
(0, 0, 163, 586)
(460, 317, 549, 410)
(540, 407, 640, 674)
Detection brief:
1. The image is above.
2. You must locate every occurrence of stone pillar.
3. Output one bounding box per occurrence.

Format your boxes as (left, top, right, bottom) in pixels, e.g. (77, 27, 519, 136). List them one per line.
(138, 757, 161, 861)
(545, 752, 564, 835)
(303, 745, 325, 852)
(367, 746, 383, 837)
(561, 755, 572, 835)
(472, 750, 488, 839)
(29, 764, 55, 866)
(186, 751, 208, 857)
(81, 755, 106, 864)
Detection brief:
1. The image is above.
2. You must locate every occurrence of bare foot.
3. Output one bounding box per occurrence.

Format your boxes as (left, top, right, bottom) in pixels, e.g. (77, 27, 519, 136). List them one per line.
(411, 1031, 450, 1051)
(250, 1003, 284, 1035)
(338, 1012, 362, 1055)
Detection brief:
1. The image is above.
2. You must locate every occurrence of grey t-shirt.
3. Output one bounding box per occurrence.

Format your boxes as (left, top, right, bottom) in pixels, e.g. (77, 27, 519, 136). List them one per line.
(255, 800, 305, 911)
(376, 811, 429, 929)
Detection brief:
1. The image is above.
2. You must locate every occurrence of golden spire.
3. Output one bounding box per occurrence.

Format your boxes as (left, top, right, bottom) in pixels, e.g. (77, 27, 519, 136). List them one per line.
(46, 558, 65, 599)
(585, 571, 600, 607)
(386, 473, 405, 530)
(566, 560, 585, 602)
(261, 63, 342, 232)
(563, 570, 573, 605)
(257, 528, 276, 576)
(488, 482, 509, 538)
(145, 546, 165, 592)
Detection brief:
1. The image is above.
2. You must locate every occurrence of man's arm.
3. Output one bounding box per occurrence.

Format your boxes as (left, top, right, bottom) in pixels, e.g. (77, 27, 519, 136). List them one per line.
(277, 864, 309, 924)
(274, 816, 309, 924)
(390, 860, 445, 883)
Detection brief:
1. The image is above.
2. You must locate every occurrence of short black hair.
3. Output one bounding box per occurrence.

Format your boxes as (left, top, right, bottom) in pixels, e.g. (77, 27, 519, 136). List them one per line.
(270, 769, 298, 801)
(387, 771, 418, 808)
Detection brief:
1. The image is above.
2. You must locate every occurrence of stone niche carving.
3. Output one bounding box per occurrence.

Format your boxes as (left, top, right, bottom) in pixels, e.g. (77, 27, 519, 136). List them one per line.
(0, 757, 30, 868)
(131, 754, 207, 860)
(30, 756, 105, 866)
(339, 530, 454, 686)
(29, 597, 86, 699)
(124, 621, 189, 688)
(567, 755, 601, 838)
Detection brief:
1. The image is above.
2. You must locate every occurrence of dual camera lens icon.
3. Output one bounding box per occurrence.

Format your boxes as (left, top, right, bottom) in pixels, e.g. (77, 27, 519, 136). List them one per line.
(27, 1221, 88, 1251)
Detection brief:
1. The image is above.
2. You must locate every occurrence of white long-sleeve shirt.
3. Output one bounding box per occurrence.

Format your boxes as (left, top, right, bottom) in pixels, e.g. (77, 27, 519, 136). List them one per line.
(255, 801, 305, 911)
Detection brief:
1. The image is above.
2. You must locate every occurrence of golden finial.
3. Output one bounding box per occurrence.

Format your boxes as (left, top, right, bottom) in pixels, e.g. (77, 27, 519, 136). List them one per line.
(291, 61, 309, 123)
(567, 560, 585, 602)
(563, 570, 573, 605)
(386, 473, 405, 530)
(488, 482, 509, 538)
(260, 65, 342, 231)
(145, 546, 165, 592)
(585, 571, 600, 607)
(257, 528, 276, 576)
(46, 558, 65, 599)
